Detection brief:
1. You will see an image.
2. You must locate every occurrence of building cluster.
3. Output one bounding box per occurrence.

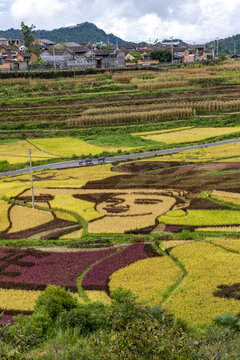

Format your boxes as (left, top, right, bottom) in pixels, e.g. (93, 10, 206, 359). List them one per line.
(0, 37, 215, 72)
(124, 40, 215, 66)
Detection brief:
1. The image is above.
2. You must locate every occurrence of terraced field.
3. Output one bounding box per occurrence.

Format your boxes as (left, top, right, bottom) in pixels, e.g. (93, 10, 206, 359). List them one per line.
(1, 63, 240, 327)
(2, 61, 240, 167)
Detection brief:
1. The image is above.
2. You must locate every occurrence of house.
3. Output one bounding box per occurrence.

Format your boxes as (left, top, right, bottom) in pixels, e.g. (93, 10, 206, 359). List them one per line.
(0, 61, 11, 71)
(0, 38, 20, 46)
(40, 45, 74, 66)
(17, 53, 38, 64)
(125, 53, 136, 61)
(91, 50, 125, 69)
(0, 46, 19, 60)
(36, 39, 56, 47)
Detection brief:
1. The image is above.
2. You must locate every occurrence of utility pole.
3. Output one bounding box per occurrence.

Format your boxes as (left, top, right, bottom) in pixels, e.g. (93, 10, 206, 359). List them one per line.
(170, 36, 174, 66)
(216, 37, 219, 56)
(53, 45, 56, 71)
(234, 40, 236, 55)
(28, 150, 35, 208)
(91, 44, 94, 67)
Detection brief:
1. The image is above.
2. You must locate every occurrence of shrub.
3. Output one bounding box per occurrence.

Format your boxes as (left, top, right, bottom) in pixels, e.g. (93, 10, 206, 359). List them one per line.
(108, 287, 149, 331)
(34, 285, 79, 321)
(56, 302, 108, 334)
(212, 313, 240, 331)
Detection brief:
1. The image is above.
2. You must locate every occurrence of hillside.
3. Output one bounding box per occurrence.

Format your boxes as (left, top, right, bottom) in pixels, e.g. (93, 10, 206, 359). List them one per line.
(208, 33, 240, 54)
(0, 22, 132, 45)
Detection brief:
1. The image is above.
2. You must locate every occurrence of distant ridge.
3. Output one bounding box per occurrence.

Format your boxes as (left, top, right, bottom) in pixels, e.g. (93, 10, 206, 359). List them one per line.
(208, 34, 240, 54)
(0, 22, 135, 45)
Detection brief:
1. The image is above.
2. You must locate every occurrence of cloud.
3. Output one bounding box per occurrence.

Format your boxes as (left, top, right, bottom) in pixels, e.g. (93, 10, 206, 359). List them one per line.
(3, 0, 240, 42)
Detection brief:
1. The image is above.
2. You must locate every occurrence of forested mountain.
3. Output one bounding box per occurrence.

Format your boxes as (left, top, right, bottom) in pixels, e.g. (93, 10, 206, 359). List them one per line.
(208, 34, 240, 54)
(0, 22, 133, 45)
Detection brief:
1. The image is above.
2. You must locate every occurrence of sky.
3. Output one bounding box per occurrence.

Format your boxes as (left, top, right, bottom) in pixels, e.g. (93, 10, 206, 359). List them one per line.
(0, 0, 239, 43)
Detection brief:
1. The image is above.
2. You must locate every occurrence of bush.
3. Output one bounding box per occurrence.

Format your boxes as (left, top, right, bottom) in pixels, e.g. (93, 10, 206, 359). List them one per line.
(212, 313, 240, 331)
(56, 302, 108, 334)
(108, 288, 149, 331)
(34, 285, 79, 321)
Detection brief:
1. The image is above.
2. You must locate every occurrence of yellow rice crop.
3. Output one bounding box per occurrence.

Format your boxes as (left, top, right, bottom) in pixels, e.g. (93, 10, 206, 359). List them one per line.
(133, 127, 191, 137)
(163, 242, 240, 324)
(85, 291, 111, 304)
(0, 164, 115, 193)
(109, 257, 182, 305)
(60, 228, 83, 239)
(139, 127, 240, 144)
(8, 203, 54, 234)
(207, 238, 240, 252)
(0, 289, 42, 311)
(153, 141, 240, 162)
(161, 240, 190, 250)
(196, 226, 240, 232)
(212, 190, 240, 200)
(50, 194, 102, 222)
(0, 140, 57, 164)
(159, 209, 240, 226)
(0, 200, 10, 232)
(29, 137, 121, 157)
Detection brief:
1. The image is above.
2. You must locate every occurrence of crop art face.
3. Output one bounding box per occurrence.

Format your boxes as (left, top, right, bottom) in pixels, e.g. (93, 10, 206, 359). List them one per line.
(83, 189, 185, 233)
(96, 192, 175, 217)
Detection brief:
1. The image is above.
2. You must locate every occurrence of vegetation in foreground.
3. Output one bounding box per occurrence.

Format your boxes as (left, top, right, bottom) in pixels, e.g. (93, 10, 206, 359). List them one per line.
(1, 286, 239, 360)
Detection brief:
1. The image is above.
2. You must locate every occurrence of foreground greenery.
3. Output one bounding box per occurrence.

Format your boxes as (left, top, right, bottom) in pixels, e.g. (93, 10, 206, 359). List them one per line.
(1, 286, 239, 360)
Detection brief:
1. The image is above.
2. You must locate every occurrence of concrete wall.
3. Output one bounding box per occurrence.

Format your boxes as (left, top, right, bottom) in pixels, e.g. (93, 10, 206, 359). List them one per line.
(102, 52, 125, 68)
(40, 50, 73, 66)
(67, 56, 94, 68)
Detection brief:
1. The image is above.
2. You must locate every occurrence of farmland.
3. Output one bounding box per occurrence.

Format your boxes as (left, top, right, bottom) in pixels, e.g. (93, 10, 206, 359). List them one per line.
(0, 63, 240, 358)
(3, 61, 240, 169)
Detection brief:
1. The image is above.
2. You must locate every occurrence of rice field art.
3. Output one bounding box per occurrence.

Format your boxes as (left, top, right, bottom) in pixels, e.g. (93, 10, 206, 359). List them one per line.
(3, 159, 240, 236)
(0, 159, 240, 325)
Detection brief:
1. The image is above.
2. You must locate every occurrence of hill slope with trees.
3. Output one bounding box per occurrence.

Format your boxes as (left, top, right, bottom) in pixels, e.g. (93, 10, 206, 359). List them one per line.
(0, 22, 132, 45)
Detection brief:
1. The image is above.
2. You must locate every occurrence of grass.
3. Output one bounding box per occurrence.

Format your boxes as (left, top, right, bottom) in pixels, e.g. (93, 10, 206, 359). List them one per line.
(82, 134, 157, 148)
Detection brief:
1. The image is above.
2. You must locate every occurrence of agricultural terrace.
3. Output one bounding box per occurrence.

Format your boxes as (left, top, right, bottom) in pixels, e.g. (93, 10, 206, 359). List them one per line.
(3, 61, 240, 169)
(1, 63, 240, 328)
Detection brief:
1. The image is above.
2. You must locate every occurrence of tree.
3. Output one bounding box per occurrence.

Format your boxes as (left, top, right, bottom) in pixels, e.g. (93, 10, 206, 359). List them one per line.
(129, 51, 143, 62)
(20, 22, 36, 48)
(150, 50, 172, 62)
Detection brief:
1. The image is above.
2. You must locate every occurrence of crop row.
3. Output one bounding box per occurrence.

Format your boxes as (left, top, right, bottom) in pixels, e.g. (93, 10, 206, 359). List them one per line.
(70, 108, 194, 126)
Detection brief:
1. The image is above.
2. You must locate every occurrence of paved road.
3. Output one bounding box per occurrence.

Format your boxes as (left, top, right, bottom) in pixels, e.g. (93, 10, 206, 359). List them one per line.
(1, 138, 240, 179)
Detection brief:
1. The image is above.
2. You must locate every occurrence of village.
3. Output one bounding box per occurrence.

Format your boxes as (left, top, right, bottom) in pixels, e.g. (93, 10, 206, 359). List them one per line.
(0, 37, 216, 72)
